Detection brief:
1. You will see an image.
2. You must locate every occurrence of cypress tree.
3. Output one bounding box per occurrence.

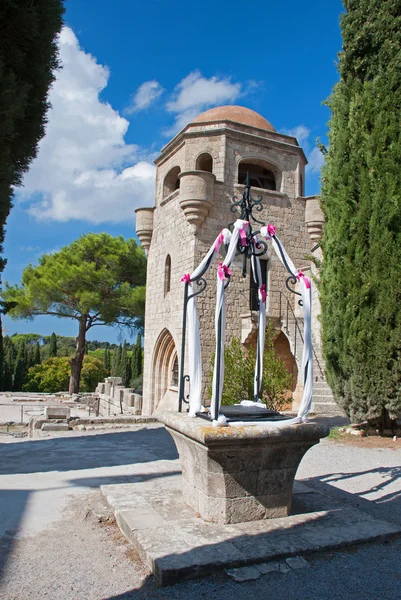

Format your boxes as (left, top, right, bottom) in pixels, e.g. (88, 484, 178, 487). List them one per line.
(28, 344, 36, 368)
(49, 332, 57, 357)
(130, 346, 139, 380)
(0, 0, 64, 276)
(320, 0, 401, 425)
(34, 342, 41, 365)
(13, 342, 28, 391)
(0, 315, 3, 391)
(135, 333, 142, 376)
(111, 344, 122, 377)
(3, 337, 15, 391)
(119, 342, 131, 387)
(104, 348, 111, 374)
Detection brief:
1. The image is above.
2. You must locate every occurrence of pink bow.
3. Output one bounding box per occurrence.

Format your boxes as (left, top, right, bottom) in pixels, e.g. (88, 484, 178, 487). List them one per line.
(239, 226, 248, 247)
(214, 231, 225, 252)
(260, 284, 267, 303)
(180, 273, 191, 283)
(267, 224, 277, 237)
(296, 270, 311, 289)
(217, 262, 232, 281)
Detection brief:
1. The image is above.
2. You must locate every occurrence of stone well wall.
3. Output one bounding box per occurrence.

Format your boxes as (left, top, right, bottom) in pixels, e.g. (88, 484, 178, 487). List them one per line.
(95, 377, 143, 417)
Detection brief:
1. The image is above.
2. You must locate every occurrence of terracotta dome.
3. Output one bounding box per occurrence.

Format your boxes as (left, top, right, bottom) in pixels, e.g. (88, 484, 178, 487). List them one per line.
(192, 105, 275, 132)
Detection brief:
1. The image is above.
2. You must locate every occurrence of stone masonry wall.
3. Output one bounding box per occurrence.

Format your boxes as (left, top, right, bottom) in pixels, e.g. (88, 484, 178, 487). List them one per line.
(96, 377, 142, 417)
(140, 117, 323, 415)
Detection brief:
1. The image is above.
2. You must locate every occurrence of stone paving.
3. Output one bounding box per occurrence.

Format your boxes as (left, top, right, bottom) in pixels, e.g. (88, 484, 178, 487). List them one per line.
(102, 446, 401, 586)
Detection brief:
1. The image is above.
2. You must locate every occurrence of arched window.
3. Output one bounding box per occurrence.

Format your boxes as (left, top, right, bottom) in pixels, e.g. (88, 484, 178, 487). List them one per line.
(196, 153, 213, 173)
(164, 254, 171, 296)
(163, 166, 181, 198)
(171, 355, 179, 387)
(238, 161, 276, 191)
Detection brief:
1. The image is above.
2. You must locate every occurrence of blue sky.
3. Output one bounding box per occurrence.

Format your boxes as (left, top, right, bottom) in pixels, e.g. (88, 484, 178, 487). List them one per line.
(3, 0, 344, 343)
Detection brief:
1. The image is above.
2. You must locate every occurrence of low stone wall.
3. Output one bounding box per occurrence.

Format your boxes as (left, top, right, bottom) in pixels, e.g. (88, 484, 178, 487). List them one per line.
(95, 377, 143, 417)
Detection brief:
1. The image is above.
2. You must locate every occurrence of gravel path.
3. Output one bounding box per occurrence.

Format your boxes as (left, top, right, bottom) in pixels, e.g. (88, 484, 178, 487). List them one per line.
(1, 424, 400, 599)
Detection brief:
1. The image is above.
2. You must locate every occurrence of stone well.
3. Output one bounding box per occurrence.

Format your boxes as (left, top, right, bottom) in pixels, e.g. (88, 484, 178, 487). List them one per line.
(158, 412, 329, 524)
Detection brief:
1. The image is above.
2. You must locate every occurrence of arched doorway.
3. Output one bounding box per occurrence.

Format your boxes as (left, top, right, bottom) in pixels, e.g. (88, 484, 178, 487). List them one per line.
(152, 328, 178, 411)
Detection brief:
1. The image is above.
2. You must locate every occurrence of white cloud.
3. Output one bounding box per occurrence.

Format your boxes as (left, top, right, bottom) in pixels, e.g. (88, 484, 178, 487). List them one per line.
(18, 26, 155, 224)
(281, 125, 311, 145)
(165, 70, 242, 135)
(306, 146, 325, 174)
(126, 80, 164, 113)
(281, 124, 325, 176)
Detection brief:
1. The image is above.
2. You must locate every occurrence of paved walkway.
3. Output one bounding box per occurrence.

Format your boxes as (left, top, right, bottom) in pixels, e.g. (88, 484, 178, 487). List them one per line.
(0, 424, 401, 599)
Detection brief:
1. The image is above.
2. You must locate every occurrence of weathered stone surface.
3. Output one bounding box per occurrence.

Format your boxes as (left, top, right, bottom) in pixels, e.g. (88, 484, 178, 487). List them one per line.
(137, 107, 338, 417)
(226, 566, 261, 582)
(102, 469, 401, 587)
(44, 406, 70, 419)
(285, 556, 310, 569)
(41, 423, 69, 431)
(158, 412, 328, 524)
(256, 561, 281, 574)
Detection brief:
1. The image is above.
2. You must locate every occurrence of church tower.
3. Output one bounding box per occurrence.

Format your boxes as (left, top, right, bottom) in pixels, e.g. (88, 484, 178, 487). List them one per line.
(136, 105, 334, 416)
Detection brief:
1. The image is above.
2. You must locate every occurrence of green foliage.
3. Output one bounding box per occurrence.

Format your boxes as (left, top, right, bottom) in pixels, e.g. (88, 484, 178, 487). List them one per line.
(130, 333, 143, 383)
(0, 0, 64, 274)
(34, 342, 41, 365)
(24, 356, 107, 393)
(3, 233, 146, 392)
(10, 333, 42, 345)
(320, 0, 401, 421)
(49, 332, 57, 357)
(13, 342, 28, 391)
(0, 316, 3, 391)
(104, 348, 111, 374)
(2, 337, 15, 391)
(208, 325, 292, 411)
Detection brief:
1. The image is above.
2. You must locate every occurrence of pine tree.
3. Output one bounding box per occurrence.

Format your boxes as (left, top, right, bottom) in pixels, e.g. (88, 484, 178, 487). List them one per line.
(13, 342, 28, 391)
(320, 0, 401, 425)
(49, 332, 57, 357)
(35, 342, 41, 365)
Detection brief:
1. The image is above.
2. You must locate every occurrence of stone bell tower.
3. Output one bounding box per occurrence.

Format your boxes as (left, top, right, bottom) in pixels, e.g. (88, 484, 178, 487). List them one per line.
(136, 105, 336, 416)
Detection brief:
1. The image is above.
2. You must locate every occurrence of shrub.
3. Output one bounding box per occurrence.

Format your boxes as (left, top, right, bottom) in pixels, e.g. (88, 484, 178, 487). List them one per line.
(24, 356, 107, 393)
(208, 323, 292, 411)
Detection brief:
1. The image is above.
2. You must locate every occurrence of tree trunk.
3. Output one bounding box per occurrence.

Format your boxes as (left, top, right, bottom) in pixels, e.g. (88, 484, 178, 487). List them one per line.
(69, 316, 87, 394)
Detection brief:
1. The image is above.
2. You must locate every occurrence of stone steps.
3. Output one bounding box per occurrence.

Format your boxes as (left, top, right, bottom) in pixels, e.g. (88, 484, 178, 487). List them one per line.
(278, 318, 345, 415)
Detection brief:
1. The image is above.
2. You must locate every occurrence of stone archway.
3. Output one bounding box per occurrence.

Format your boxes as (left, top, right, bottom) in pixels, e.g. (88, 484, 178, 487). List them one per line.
(152, 328, 178, 412)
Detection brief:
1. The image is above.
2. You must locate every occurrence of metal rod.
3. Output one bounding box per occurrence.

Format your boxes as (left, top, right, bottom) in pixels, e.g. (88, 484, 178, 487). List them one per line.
(178, 282, 189, 412)
(213, 308, 223, 419)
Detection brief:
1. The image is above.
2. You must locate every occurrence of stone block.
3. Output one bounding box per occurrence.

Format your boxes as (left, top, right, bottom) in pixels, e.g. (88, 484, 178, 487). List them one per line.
(97, 383, 105, 394)
(159, 412, 328, 524)
(125, 394, 135, 407)
(44, 406, 70, 420)
(134, 394, 142, 411)
(113, 387, 125, 401)
(41, 423, 69, 432)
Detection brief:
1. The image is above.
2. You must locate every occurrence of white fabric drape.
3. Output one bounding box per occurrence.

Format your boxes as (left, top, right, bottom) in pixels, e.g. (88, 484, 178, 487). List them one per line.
(183, 220, 313, 428)
(210, 220, 247, 420)
(185, 228, 231, 416)
(230, 227, 313, 427)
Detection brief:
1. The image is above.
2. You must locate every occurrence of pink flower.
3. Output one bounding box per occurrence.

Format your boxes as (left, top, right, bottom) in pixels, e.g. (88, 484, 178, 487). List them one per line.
(217, 262, 232, 281)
